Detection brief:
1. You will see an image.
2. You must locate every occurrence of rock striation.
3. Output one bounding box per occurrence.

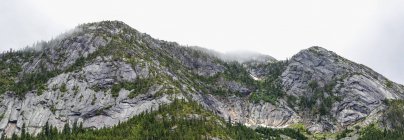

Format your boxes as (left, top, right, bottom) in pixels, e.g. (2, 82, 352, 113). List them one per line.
(0, 21, 403, 138)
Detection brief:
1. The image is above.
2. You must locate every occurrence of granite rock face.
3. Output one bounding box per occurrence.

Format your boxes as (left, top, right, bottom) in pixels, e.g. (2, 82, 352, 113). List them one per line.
(0, 57, 182, 136)
(281, 47, 404, 132)
(1, 21, 403, 138)
(191, 93, 301, 128)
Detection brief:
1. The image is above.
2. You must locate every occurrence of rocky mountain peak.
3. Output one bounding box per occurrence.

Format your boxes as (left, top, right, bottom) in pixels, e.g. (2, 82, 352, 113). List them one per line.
(79, 20, 135, 34)
(281, 46, 404, 132)
(291, 46, 341, 66)
(1, 21, 404, 139)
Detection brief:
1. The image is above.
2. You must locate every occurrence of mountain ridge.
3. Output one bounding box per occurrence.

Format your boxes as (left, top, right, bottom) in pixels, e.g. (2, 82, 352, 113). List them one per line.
(0, 20, 403, 139)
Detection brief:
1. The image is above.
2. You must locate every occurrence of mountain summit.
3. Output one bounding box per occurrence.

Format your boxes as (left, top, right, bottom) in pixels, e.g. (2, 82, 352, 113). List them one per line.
(0, 21, 403, 139)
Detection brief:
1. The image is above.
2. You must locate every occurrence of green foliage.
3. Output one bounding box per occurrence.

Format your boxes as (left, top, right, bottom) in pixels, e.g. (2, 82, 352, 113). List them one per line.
(110, 84, 121, 97)
(50, 105, 56, 114)
(52, 85, 58, 91)
(308, 80, 318, 90)
(250, 61, 287, 104)
(358, 123, 404, 140)
(386, 80, 393, 88)
(66, 57, 86, 72)
(0, 49, 62, 97)
(62, 122, 71, 135)
(60, 83, 67, 93)
(336, 128, 353, 139)
(192, 61, 257, 97)
(0, 36, 118, 97)
(355, 125, 361, 131)
(36, 84, 47, 96)
(359, 124, 386, 140)
(299, 96, 316, 109)
(286, 95, 298, 107)
(289, 123, 311, 135)
(325, 80, 337, 93)
(223, 62, 255, 87)
(126, 78, 153, 99)
(255, 127, 308, 140)
(193, 74, 231, 96)
(110, 78, 153, 98)
(298, 80, 341, 116)
(20, 124, 27, 140)
(320, 95, 341, 115)
(91, 85, 101, 92)
(384, 100, 404, 131)
(3, 69, 59, 97)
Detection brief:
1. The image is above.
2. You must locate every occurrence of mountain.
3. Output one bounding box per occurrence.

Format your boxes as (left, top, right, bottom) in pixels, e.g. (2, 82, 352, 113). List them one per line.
(0, 21, 403, 139)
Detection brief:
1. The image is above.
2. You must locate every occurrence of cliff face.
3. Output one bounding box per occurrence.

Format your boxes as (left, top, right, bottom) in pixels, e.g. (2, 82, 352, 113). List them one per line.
(281, 47, 404, 132)
(0, 21, 403, 137)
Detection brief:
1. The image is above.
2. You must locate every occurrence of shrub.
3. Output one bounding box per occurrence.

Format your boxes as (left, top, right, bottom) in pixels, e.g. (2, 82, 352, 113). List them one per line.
(111, 84, 121, 97)
(308, 80, 318, 90)
(60, 83, 67, 93)
(386, 81, 393, 88)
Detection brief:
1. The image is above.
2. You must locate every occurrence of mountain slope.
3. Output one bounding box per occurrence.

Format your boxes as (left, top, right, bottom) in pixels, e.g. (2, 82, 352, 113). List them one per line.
(281, 46, 404, 132)
(0, 21, 403, 139)
(4, 99, 308, 140)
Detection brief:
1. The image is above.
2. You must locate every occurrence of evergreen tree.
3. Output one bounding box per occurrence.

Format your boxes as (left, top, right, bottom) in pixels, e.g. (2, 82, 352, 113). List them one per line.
(44, 121, 50, 138)
(78, 122, 84, 133)
(228, 116, 232, 125)
(72, 121, 78, 135)
(1, 132, 6, 140)
(62, 122, 70, 135)
(10, 133, 17, 140)
(21, 124, 26, 139)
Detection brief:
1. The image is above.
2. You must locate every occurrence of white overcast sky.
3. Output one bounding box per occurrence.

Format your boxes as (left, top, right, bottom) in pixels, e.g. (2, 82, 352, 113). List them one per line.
(1, 0, 403, 84)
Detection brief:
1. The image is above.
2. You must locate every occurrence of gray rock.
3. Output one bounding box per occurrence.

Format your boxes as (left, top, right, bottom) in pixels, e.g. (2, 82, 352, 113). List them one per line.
(281, 46, 404, 132)
(1, 22, 403, 138)
(190, 93, 300, 128)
